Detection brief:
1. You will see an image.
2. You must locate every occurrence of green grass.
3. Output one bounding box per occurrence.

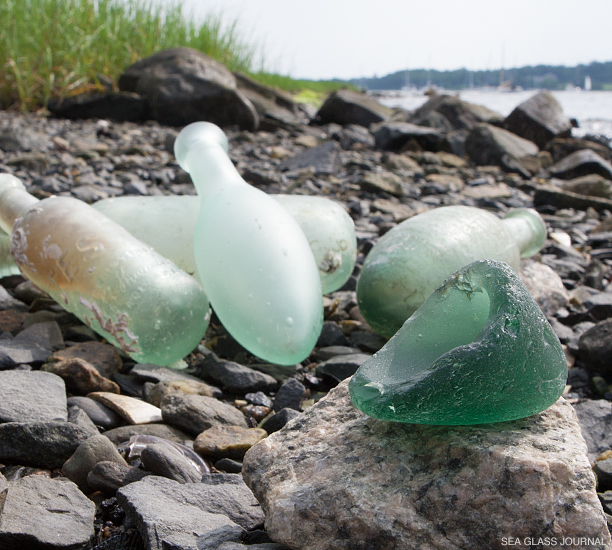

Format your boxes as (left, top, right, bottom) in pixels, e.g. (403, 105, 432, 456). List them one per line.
(0, 0, 351, 112)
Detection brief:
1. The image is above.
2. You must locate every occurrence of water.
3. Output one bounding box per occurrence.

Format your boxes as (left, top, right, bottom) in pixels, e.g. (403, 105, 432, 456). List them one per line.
(377, 89, 612, 141)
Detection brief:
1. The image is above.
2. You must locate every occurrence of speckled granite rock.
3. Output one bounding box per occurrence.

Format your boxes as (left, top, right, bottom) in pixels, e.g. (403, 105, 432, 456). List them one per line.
(243, 379, 610, 550)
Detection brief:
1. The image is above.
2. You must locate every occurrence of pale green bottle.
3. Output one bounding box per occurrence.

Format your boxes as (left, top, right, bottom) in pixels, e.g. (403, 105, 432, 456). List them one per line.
(173, 122, 324, 366)
(357, 205, 546, 338)
(92, 194, 357, 294)
(0, 174, 209, 366)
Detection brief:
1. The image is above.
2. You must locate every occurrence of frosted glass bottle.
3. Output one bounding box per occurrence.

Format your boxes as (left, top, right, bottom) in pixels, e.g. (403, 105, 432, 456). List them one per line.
(357, 205, 546, 338)
(0, 229, 20, 278)
(0, 174, 209, 366)
(174, 122, 323, 366)
(92, 194, 357, 294)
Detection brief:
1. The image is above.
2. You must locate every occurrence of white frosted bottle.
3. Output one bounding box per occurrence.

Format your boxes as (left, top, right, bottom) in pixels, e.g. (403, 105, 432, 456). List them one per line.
(92, 194, 356, 294)
(174, 122, 324, 365)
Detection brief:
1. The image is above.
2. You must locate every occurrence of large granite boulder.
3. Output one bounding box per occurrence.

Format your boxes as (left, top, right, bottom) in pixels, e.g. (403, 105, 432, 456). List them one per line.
(316, 89, 392, 127)
(243, 379, 610, 550)
(409, 93, 504, 130)
(503, 91, 573, 149)
(118, 47, 258, 130)
(465, 122, 539, 167)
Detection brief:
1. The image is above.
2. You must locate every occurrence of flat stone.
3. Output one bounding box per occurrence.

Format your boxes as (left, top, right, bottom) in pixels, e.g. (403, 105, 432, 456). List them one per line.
(534, 184, 612, 212)
(87, 460, 150, 493)
(0, 370, 67, 423)
(465, 122, 539, 167)
(43, 356, 120, 395)
(243, 380, 610, 550)
(359, 171, 405, 197)
(197, 355, 278, 394)
(573, 400, 612, 461)
(277, 140, 341, 175)
(316, 353, 372, 384)
(549, 148, 612, 181)
(51, 341, 123, 379)
(561, 174, 612, 199)
(103, 423, 191, 445)
(0, 322, 64, 369)
(130, 362, 204, 384)
(140, 442, 203, 483)
(272, 378, 306, 412)
(194, 425, 267, 460)
(0, 421, 92, 469)
(117, 474, 264, 549)
(88, 392, 163, 424)
(62, 434, 128, 492)
(67, 396, 123, 430)
(67, 405, 100, 437)
(147, 379, 220, 407)
(0, 476, 95, 549)
(161, 393, 247, 437)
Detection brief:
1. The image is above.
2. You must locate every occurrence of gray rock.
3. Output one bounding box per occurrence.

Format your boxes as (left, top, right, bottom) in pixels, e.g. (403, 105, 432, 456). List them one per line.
(315, 345, 363, 362)
(0, 421, 92, 469)
(277, 140, 341, 175)
(66, 396, 123, 430)
(272, 378, 306, 412)
(47, 91, 149, 122)
(316, 320, 347, 347)
(161, 393, 247, 437)
(573, 400, 612, 461)
(316, 89, 392, 127)
(62, 434, 127, 492)
(215, 458, 243, 474)
(260, 408, 301, 434)
(67, 405, 100, 437)
(0, 286, 28, 312)
(519, 259, 570, 317)
(0, 321, 64, 369)
(0, 476, 95, 549)
(561, 174, 612, 198)
(465, 122, 539, 167)
(245, 391, 273, 408)
(533, 184, 612, 212)
(0, 370, 67, 423)
(130, 362, 205, 384)
(594, 458, 612, 491)
(503, 90, 573, 149)
(316, 353, 372, 383)
(118, 47, 258, 130)
(409, 94, 504, 131)
(549, 148, 612, 181)
(140, 442, 202, 483)
(117, 474, 264, 550)
(197, 355, 277, 394)
(103, 423, 191, 445)
(578, 319, 612, 373)
(218, 544, 291, 550)
(546, 136, 612, 163)
(243, 380, 610, 550)
(87, 460, 150, 494)
(372, 121, 442, 152)
(336, 123, 376, 150)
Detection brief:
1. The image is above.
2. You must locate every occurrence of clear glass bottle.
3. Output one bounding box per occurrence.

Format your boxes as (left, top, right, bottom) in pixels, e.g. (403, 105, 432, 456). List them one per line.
(0, 174, 209, 366)
(174, 122, 324, 366)
(357, 205, 547, 338)
(92, 194, 357, 294)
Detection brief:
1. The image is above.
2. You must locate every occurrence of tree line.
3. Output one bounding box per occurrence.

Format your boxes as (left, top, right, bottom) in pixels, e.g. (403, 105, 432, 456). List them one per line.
(349, 61, 612, 91)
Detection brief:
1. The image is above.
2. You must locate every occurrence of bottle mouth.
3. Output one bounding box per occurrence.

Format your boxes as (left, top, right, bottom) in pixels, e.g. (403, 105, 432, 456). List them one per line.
(174, 122, 229, 171)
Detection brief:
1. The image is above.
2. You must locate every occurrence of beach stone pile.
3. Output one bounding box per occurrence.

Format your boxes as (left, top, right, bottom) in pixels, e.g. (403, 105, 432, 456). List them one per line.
(0, 47, 612, 549)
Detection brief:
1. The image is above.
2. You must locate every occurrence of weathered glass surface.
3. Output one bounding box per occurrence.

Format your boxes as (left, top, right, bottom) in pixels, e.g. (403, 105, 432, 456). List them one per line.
(174, 122, 323, 365)
(0, 175, 210, 366)
(349, 260, 567, 425)
(0, 229, 20, 278)
(357, 205, 546, 338)
(93, 194, 357, 294)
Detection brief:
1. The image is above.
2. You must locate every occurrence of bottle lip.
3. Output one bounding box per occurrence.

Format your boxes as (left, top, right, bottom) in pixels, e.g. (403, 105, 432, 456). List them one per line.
(174, 122, 229, 172)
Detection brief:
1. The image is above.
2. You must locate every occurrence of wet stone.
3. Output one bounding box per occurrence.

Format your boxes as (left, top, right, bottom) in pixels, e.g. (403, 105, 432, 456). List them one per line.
(67, 396, 124, 430)
(0, 370, 67, 423)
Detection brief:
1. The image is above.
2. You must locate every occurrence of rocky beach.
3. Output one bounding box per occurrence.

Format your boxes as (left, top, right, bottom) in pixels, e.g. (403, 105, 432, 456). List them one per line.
(1, 47, 612, 549)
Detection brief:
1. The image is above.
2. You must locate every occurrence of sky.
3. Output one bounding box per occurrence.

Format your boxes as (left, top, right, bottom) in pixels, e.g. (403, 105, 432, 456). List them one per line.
(160, 0, 612, 81)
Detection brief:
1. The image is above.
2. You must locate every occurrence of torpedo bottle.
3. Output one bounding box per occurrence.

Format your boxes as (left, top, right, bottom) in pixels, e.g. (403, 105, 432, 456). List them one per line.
(357, 205, 547, 338)
(0, 174, 210, 366)
(173, 122, 324, 365)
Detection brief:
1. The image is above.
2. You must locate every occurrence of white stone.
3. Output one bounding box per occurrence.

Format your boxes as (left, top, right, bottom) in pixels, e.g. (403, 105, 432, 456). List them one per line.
(88, 391, 163, 424)
(243, 379, 611, 550)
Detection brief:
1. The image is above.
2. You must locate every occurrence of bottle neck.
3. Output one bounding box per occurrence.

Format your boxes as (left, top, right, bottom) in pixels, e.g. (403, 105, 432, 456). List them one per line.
(0, 185, 39, 234)
(501, 209, 546, 258)
(184, 144, 245, 202)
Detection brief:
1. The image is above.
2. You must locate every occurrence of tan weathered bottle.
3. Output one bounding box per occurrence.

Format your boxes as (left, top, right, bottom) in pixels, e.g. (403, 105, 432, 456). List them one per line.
(0, 174, 209, 366)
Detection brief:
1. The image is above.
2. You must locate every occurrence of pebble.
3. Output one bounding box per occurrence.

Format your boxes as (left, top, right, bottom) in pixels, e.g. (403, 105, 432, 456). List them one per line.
(194, 425, 267, 460)
(88, 391, 163, 424)
(140, 442, 203, 483)
(272, 378, 306, 412)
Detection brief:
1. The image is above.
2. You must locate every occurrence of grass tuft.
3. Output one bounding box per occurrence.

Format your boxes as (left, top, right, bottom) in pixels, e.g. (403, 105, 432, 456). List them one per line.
(0, 0, 352, 113)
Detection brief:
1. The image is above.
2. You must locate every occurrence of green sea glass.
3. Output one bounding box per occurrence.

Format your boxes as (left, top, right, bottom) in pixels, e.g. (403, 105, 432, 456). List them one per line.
(349, 259, 567, 425)
(174, 122, 324, 365)
(0, 174, 210, 366)
(357, 205, 546, 338)
(92, 194, 357, 294)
